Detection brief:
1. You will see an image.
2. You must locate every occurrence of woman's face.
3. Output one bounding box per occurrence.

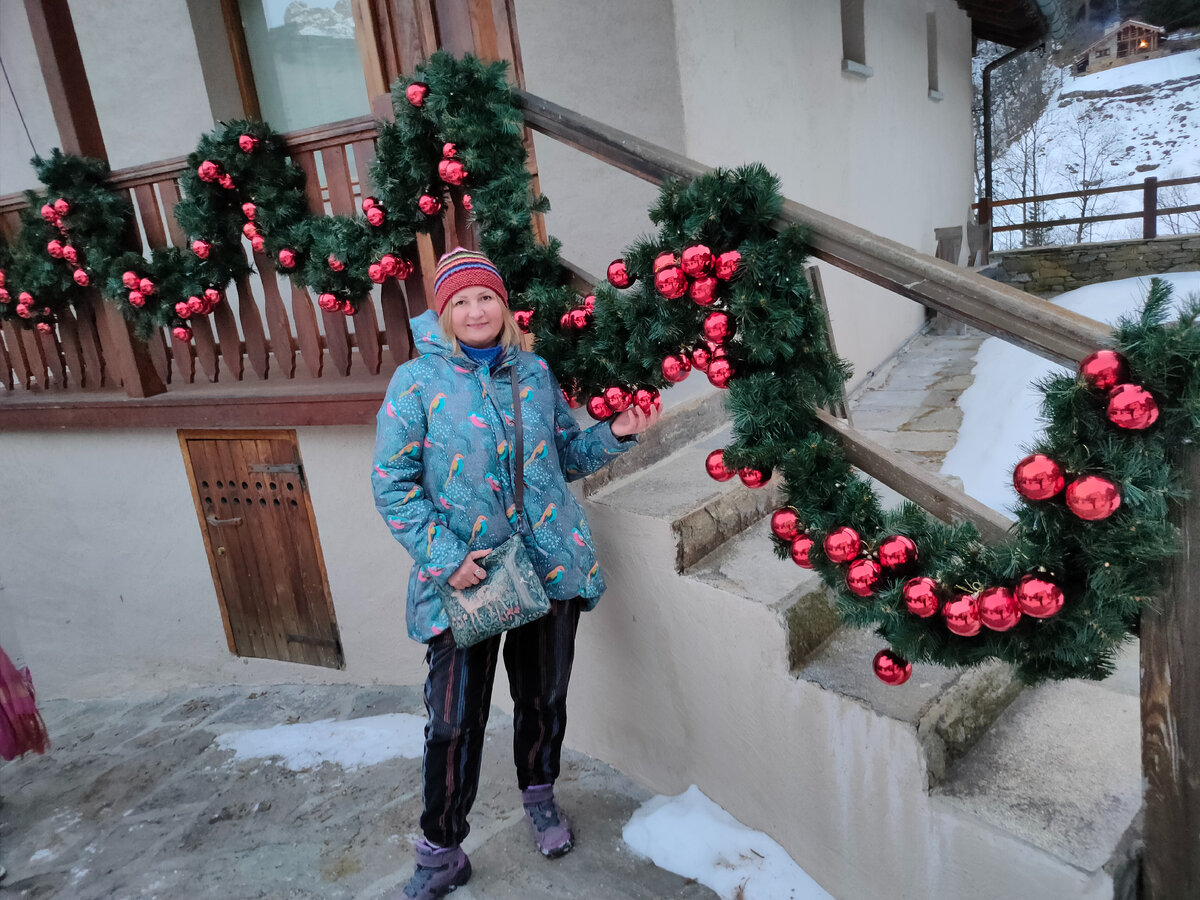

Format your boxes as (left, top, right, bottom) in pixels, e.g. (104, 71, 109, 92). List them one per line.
(449, 285, 505, 348)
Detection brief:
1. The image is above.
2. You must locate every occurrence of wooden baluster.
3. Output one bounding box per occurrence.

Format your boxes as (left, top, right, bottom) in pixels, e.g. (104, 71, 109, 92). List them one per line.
(191, 316, 220, 382)
(40, 321, 69, 389)
(351, 139, 377, 207)
(405, 266, 432, 318)
(93, 288, 165, 397)
(0, 323, 13, 389)
(253, 252, 296, 379)
(448, 187, 477, 250)
(157, 178, 188, 246)
(73, 295, 106, 389)
(134, 182, 192, 387)
(466, 0, 501, 61)
(212, 289, 244, 380)
(321, 308, 353, 376)
(352, 300, 383, 374)
(147, 328, 171, 385)
(433, 0, 474, 56)
(292, 283, 324, 378)
(170, 332, 195, 383)
(55, 307, 85, 391)
(3, 322, 31, 389)
(19, 325, 49, 389)
(321, 145, 357, 376)
(380, 279, 415, 368)
(234, 274, 270, 379)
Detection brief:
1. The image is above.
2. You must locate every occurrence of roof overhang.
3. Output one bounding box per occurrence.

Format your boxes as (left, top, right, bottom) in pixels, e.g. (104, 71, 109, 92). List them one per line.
(956, 0, 1068, 47)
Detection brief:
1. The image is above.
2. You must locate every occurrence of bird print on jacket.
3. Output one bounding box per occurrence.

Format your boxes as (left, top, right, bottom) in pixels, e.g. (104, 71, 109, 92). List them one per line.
(372, 310, 635, 642)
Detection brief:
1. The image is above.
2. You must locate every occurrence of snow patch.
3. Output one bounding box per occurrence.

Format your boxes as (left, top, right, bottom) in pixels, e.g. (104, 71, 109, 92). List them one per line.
(215, 712, 426, 771)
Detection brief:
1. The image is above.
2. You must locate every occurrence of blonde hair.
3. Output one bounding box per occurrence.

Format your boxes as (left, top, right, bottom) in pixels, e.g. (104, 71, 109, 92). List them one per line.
(437, 298, 522, 355)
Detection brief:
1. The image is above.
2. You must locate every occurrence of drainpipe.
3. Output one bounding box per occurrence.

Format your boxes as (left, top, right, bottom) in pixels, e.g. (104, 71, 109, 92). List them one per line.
(981, 38, 1043, 211)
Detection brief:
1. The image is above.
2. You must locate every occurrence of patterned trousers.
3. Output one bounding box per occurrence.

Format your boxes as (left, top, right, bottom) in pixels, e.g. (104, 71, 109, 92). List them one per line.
(419, 599, 582, 847)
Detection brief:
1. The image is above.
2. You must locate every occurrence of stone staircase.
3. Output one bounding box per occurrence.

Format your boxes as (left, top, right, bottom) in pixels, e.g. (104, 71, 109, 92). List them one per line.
(566, 327, 1143, 900)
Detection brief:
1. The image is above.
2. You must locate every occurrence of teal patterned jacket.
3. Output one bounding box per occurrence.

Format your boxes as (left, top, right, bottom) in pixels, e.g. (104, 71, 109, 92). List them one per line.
(372, 310, 636, 643)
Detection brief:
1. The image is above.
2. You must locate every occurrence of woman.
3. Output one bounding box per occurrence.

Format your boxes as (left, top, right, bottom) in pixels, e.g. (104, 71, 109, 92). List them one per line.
(372, 248, 658, 899)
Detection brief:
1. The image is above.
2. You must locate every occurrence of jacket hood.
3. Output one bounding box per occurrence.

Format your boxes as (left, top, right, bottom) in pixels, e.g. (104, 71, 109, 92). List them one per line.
(410, 310, 455, 358)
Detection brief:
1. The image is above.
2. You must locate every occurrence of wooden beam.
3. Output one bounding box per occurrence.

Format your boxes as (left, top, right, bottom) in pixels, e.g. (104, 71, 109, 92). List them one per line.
(219, 0, 262, 120)
(23, 0, 106, 158)
(515, 90, 1114, 368)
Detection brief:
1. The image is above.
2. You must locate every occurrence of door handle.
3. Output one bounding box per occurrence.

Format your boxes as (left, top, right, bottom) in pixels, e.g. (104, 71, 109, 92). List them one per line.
(207, 515, 244, 526)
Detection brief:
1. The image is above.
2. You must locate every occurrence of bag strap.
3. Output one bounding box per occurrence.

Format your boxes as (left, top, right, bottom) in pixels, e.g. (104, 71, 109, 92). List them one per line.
(510, 372, 525, 531)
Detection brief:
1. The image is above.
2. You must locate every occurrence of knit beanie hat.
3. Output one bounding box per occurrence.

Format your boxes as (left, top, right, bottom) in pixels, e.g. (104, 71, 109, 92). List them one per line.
(433, 247, 508, 315)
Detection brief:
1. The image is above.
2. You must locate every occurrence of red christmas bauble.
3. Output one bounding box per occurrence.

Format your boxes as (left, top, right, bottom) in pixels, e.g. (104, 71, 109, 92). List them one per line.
(567, 308, 591, 330)
(318, 292, 339, 311)
(513, 309, 533, 332)
(702, 310, 735, 344)
(340, 300, 355, 316)
(607, 259, 633, 288)
(406, 82, 428, 106)
(1065, 475, 1121, 521)
(1013, 453, 1065, 501)
(15, 304, 31, 318)
(175, 301, 191, 319)
(680, 244, 714, 277)
(251, 234, 266, 252)
(943, 594, 982, 636)
(0, 270, 5, 287)
(72, 269, 89, 287)
(376, 254, 397, 277)
(706, 358, 735, 389)
(739, 467, 771, 488)
(979, 586, 1021, 631)
(62, 245, 78, 265)
(17, 291, 32, 305)
(438, 159, 468, 186)
(46, 240, 63, 258)
(690, 342, 713, 372)
(586, 395, 614, 420)
(242, 222, 258, 239)
(191, 239, 211, 259)
(36, 321, 53, 334)
(0, 288, 8, 302)
(790, 534, 815, 568)
(877, 535, 918, 573)
(122, 271, 140, 289)
(187, 296, 205, 315)
(53, 198, 69, 216)
(689, 275, 719, 306)
(823, 527, 862, 564)
(366, 206, 386, 227)
(197, 160, 220, 182)
(327, 254, 345, 272)
(218, 173, 235, 190)
(139, 278, 155, 296)
(238, 134, 259, 153)
(714, 250, 741, 281)
(653, 251, 679, 273)
(442, 142, 457, 158)
(634, 388, 661, 414)
(394, 258, 414, 280)
(461, 194, 473, 211)
(654, 266, 688, 300)
(846, 558, 882, 597)
(204, 287, 221, 304)
(705, 448, 734, 482)
(1079, 349, 1129, 392)
(770, 508, 802, 542)
(604, 386, 633, 413)
(368, 264, 386, 284)
(362, 196, 377, 211)
(873, 649, 912, 686)
(40, 203, 56, 222)
(583, 294, 596, 312)
(127, 290, 145, 308)
(418, 194, 442, 215)
(277, 248, 296, 269)
(172, 325, 193, 342)
(902, 577, 940, 618)
(1015, 575, 1065, 618)
(661, 353, 691, 383)
(1107, 384, 1159, 430)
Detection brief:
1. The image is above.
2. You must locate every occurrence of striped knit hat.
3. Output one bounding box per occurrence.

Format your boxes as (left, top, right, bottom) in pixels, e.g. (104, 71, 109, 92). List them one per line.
(433, 247, 508, 315)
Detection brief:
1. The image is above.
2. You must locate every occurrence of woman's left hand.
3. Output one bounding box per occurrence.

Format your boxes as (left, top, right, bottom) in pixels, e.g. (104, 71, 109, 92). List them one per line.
(610, 404, 661, 438)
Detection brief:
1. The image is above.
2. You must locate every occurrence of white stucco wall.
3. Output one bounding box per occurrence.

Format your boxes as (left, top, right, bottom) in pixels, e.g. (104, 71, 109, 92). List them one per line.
(0, 427, 426, 699)
(0, 0, 61, 194)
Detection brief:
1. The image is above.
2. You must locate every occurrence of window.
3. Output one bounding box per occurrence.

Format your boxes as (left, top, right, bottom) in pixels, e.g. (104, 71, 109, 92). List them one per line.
(926, 12, 941, 100)
(840, 0, 872, 78)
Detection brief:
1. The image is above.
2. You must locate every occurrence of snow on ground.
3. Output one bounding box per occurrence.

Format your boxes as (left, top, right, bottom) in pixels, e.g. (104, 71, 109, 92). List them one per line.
(941, 271, 1200, 515)
(214, 712, 427, 771)
(1070, 50, 1200, 92)
(622, 786, 833, 900)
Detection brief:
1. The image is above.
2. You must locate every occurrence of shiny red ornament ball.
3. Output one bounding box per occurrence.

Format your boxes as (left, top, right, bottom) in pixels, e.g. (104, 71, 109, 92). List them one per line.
(122, 271, 140, 289)
(172, 325, 193, 342)
(328, 254, 345, 272)
(442, 142, 457, 158)
(251, 233, 266, 251)
(187, 296, 205, 315)
(406, 82, 428, 106)
(680, 244, 714, 277)
(661, 353, 691, 383)
(366, 206, 386, 227)
(513, 309, 533, 332)
(175, 301, 191, 319)
(204, 288, 221, 304)
(15, 304, 31, 318)
(634, 388, 661, 414)
(461, 194, 472, 211)
(1079, 349, 1129, 392)
(241, 201, 257, 220)
(566, 308, 591, 330)
(979, 586, 1021, 631)
(139, 278, 155, 296)
(714, 250, 741, 281)
(770, 508, 802, 542)
(438, 159, 468, 186)
(586, 395, 614, 420)
(653, 251, 679, 273)
(72, 269, 89, 287)
(368, 264, 386, 284)
(340, 300, 355, 316)
(238, 134, 259, 152)
(278, 248, 296, 269)
(607, 259, 633, 288)
(36, 321, 53, 334)
(706, 357, 735, 389)
(418, 194, 442, 215)
(654, 266, 688, 300)
(689, 275, 719, 306)
(1107, 384, 1159, 430)
(823, 527, 862, 564)
(318, 292, 339, 311)
(846, 558, 882, 597)
(790, 534, 815, 568)
(739, 467, 771, 488)
(40, 203, 57, 222)
(379, 254, 399, 277)
(242, 222, 258, 239)
(53, 198, 69, 216)
(583, 294, 596, 313)
(218, 173, 235, 190)
(604, 386, 633, 413)
(46, 240, 64, 258)
(127, 290, 145, 308)
(873, 649, 912, 686)
(62, 246, 78, 265)
(1013, 453, 1065, 501)
(394, 257, 414, 280)
(191, 239, 211, 259)
(690, 342, 713, 372)
(1015, 575, 1065, 618)
(0, 288, 8, 302)
(198, 160, 219, 182)
(702, 311, 735, 344)
(1065, 475, 1121, 521)
(902, 577, 940, 618)
(18, 291, 32, 305)
(877, 535, 918, 573)
(942, 594, 982, 636)
(362, 196, 377, 211)
(705, 448, 734, 482)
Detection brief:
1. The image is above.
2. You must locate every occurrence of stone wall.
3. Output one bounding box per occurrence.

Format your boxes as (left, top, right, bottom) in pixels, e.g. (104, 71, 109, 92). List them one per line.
(992, 235, 1200, 295)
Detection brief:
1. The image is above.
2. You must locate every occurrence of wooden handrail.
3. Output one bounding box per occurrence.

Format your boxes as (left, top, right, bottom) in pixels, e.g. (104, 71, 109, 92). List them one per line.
(515, 89, 1113, 369)
(978, 174, 1200, 209)
(991, 203, 1200, 234)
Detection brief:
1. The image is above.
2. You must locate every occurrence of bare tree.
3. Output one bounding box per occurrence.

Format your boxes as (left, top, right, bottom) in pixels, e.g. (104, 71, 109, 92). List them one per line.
(1056, 107, 1122, 242)
(1158, 177, 1200, 235)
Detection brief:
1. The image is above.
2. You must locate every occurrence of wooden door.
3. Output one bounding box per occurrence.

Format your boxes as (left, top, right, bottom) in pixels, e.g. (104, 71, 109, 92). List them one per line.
(179, 429, 344, 669)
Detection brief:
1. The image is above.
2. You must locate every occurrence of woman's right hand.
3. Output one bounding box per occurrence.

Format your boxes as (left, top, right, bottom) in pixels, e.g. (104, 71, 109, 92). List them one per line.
(447, 548, 492, 590)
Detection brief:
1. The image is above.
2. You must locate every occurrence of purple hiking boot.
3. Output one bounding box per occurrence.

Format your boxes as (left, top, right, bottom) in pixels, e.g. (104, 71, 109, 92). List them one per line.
(394, 838, 471, 900)
(522, 783, 574, 858)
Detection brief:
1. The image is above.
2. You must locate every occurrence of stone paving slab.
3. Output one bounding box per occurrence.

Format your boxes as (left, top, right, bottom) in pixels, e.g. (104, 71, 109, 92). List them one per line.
(0, 684, 716, 900)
